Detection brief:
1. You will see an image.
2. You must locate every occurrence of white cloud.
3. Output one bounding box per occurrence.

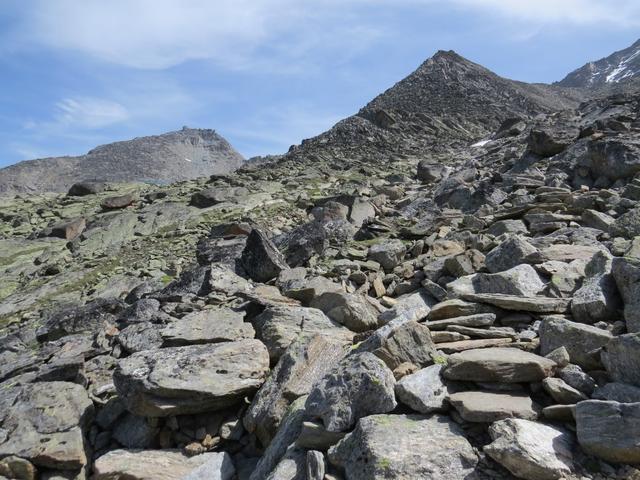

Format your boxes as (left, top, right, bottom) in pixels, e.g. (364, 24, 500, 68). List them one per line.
(53, 97, 129, 129)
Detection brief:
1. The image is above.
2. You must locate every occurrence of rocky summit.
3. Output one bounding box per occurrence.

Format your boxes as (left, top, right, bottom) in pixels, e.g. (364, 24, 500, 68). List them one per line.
(0, 127, 244, 195)
(3, 39, 640, 480)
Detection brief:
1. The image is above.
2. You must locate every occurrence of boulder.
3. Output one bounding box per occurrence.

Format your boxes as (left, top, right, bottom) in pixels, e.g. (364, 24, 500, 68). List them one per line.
(372, 321, 436, 371)
(602, 333, 640, 387)
(310, 292, 381, 332)
(576, 400, 640, 464)
(40, 217, 86, 240)
(417, 160, 449, 183)
(243, 335, 348, 447)
(426, 313, 496, 330)
(571, 250, 621, 324)
(487, 220, 528, 236)
(485, 236, 538, 273)
(160, 307, 254, 346)
(610, 207, 640, 239)
(586, 135, 640, 180)
(114, 340, 270, 416)
(485, 419, 574, 480)
(612, 257, 640, 332)
(93, 450, 234, 480)
(593, 383, 640, 403)
(395, 364, 449, 413)
(190, 186, 249, 208)
(251, 305, 352, 362)
(305, 352, 397, 432)
(444, 348, 556, 383)
(241, 229, 289, 283)
(67, 181, 105, 196)
(462, 294, 571, 313)
(328, 414, 478, 479)
(367, 239, 406, 271)
(449, 391, 539, 422)
(0, 382, 93, 471)
(539, 317, 612, 370)
(101, 193, 136, 210)
(542, 377, 588, 404)
(448, 264, 545, 298)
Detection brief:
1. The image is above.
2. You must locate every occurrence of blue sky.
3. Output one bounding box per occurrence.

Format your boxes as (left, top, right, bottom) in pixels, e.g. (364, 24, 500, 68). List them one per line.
(0, 0, 639, 167)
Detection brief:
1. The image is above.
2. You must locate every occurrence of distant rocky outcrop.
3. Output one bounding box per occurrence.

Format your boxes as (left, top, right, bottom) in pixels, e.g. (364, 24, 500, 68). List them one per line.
(0, 127, 244, 195)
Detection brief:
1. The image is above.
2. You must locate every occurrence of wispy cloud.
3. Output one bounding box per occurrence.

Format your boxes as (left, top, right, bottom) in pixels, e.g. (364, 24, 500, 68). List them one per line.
(52, 97, 129, 129)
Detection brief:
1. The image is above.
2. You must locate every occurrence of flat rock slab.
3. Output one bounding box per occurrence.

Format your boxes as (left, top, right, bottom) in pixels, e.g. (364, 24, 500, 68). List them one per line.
(576, 400, 640, 464)
(444, 347, 555, 383)
(160, 308, 255, 346)
(93, 450, 235, 480)
(426, 313, 496, 330)
(462, 294, 571, 313)
(328, 414, 478, 479)
(449, 391, 539, 422)
(485, 418, 574, 480)
(0, 381, 93, 471)
(114, 340, 270, 416)
(436, 338, 513, 353)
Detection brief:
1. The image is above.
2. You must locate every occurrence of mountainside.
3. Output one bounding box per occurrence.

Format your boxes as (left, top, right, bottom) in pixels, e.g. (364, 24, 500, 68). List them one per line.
(558, 38, 640, 88)
(0, 127, 244, 195)
(3, 44, 640, 480)
(284, 50, 583, 166)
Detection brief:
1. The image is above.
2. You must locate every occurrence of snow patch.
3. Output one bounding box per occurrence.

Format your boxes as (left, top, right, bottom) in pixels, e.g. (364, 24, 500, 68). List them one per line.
(184, 157, 192, 162)
(472, 139, 491, 148)
(606, 47, 640, 83)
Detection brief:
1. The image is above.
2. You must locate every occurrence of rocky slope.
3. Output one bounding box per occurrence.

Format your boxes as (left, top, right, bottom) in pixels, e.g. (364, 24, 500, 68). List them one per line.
(558, 39, 640, 88)
(0, 127, 244, 195)
(2, 46, 640, 480)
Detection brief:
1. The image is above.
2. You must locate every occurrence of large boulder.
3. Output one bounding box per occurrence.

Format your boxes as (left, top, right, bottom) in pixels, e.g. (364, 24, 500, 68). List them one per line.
(610, 207, 640, 239)
(372, 321, 436, 371)
(612, 257, 640, 332)
(160, 308, 255, 346)
(485, 236, 538, 273)
(244, 335, 348, 446)
(0, 382, 93, 471)
(485, 419, 574, 480)
(447, 264, 545, 298)
(444, 348, 556, 383)
(305, 352, 397, 432)
(368, 240, 406, 271)
(241, 229, 289, 283)
(114, 340, 270, 416)
(67, 181, 105, 196)
(602, 333, 640, 387)
(310, 292, 381, 332)
(576, 400, 640, 464)
(571, 250, 621, 324)
(539, 317, 612, 370)
(93, 450, 234, 480)
(395, 364, 449, 413)
(585, 135, 640, 181)
(328, 414, 478, 479)
(251, 305, 352, 362)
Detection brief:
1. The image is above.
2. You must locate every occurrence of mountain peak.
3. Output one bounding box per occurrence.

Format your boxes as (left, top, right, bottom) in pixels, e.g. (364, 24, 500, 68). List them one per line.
(557, 38, 640, 88)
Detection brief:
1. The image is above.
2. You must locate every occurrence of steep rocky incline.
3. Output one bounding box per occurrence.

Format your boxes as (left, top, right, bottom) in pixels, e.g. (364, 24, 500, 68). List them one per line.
(558, 38, 640, 88)
(0, 127, 244, 195)
(3, 48, 640, 480)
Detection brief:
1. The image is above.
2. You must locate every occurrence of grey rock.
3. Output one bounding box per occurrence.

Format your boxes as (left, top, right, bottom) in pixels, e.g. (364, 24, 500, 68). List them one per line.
(112, 413, 158, 448)
(244, 335, 348, 447)
(539, 316, 612, 370)
(117, 322, 163, 353)
(67, 181, 106, 196)
(487, 220, 528, 236)
(558, 364, 596, 395)
(485, 418, 574, 480)
(542, 377, 588, 404)
(395, 364, 449, 413)
(310, 292, 381, 332)
(161, 307, 255, 347)
(444, 347, 556, 383)
(295, 421, 346, 451)
(485, 236, 538, 273)
(612, 257, 640, 332)
(449, 391, 539, 422)
(306, 451, 325, 480)
(417, 160, 449, 183)
(368, 239, 406, 271)
(372, 320, 436, 370)
(602, 333, 640, 387)
(571, 250, 621, 324)
(593, 382, 640, 403)
(114, 340, 270, 416)
(190, 186, 249, 208)
(252, 306, 352, 362)
(448, 264, 545, 297)
(462, 294, 571, 313)
(426, 313, 496, 330)
(328, 414, 478, 479)
(610, 207, 640, 239)
(241, 229, 289, 283)
(576, 400, 640, 464)
(183, 452, 236, 480)
(305, 352, 397, 432)
(545, 346, 570, 368)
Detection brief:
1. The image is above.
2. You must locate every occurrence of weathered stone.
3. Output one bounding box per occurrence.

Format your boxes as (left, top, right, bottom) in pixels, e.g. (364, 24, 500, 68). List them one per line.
(101, 193, 136, 210)
(427, 299, 497, 320)
(0, 382, 93, 471)
(426, 313, 496, 330)
(437, 338, 513, 353)
(93, 450, 234, 480)
(112, 413, 158, 448)
(0, 456, 37, 480)
(487, 219, 528, 236)
(542, 377, 588, 404)
(372, 321, 436, 370)
(485, 236, 538, 273)
(610, 207, 640, 239)
(395, 364, 449, 413)
(444, 348, 555, 383)
(244, 335, 348, 446)
(462, 294, 571, 313)
(310, 292, 381, 332)
(190, 186, 248, 208)
(539, 316, 612, 370)
(368, 239, 406, 271)
(448, 264, 545, 298)
(558, 364, 596, 394)
(417, 160, 449, 183)
(328, 414, 478, 479)
(576, 400, 640, 464)
(593, 382, 640, 403)
(114, 340, 270, 416)
(305, 352, 397, 432)
(612, 257, 640, 332)
(160, 307, 255, 347)
(602, 333, 640, 387)
(571, 250, 621, 324)
(241, 229, 289, 283)
(117, 322, 163, 353)
(295, 421, 346, 451)
(252, 306, 352, 362)
(449, 391, 539, 422)
(282, 276, 342, 305)
(306, 450, 325, 480)
(485, 419, 574, 480)
(67, 181, 105, 196)
(40, 217, 86, 241)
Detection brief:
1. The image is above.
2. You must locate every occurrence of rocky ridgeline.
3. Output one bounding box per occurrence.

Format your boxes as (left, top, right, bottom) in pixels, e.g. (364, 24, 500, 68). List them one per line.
(3, 52, 640, 479)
